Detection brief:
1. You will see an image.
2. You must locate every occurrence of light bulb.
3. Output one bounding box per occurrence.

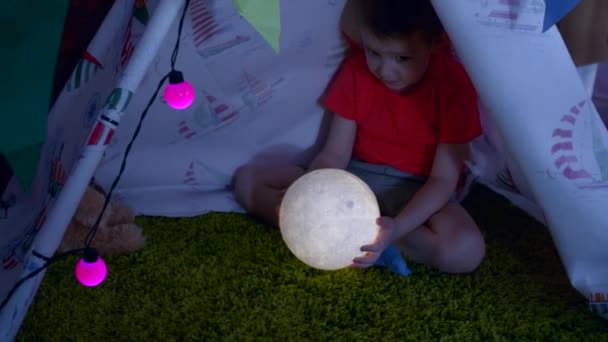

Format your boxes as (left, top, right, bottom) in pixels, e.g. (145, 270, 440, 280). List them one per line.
(164, 70, 195, 110)
(75, 248, 107, 287)
(279, 169, 380, 270)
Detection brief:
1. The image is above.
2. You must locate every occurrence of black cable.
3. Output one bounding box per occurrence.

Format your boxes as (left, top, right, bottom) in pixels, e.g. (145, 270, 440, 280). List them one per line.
(0, 249, 85, 311)
(85, 0, 190, 248)
(32, 250, 51, 262)
(171, 0, 190, 70)
(0, 0, 190, 313)
(84, 73, 169, 247)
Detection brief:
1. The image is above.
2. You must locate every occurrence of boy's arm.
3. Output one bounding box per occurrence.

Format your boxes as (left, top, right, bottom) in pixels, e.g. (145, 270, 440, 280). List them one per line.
(273, 113, 355, 216)
(393, 143, 469, 237)
(390, 57, 481, 237)
(308, 113, 357, 171)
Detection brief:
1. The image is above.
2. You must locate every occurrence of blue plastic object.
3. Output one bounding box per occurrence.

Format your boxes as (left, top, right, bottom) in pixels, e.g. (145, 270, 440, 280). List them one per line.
(543, 0, 580, 32)
(374, 245, 411, 276)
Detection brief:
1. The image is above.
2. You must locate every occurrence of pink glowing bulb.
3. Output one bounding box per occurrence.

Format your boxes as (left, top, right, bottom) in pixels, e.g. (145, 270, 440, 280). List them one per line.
(75, 248, 107, 287)
(164, 70, 195, 110)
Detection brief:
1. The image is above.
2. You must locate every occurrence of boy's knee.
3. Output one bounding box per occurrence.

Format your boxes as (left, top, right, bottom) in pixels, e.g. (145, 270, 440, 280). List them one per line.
(438, 226, 485, 274)
(233, 164, 258, 209)
(458, 229, 485, 273)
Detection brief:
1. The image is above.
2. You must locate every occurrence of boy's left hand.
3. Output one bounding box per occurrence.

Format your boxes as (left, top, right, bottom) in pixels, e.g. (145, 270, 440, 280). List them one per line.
(351, 216, 399, 268)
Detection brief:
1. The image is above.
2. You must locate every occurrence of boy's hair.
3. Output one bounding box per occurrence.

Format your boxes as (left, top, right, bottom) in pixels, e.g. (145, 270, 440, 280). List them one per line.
(357, 0, 444, 41)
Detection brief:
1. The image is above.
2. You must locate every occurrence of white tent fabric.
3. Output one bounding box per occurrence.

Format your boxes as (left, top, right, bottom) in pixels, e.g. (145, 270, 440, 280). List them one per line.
(1, 0, 607, 338)
(93, 0, 348, 217)
(431, 0, 608, 320)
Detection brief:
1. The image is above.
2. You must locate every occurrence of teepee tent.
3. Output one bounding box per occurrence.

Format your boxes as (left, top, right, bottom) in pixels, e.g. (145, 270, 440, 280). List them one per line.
(1, 0, 607, 338)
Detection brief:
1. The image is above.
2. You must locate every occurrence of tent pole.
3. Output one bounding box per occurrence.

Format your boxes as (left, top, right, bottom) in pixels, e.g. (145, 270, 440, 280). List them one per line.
(0, 0, 186, 338)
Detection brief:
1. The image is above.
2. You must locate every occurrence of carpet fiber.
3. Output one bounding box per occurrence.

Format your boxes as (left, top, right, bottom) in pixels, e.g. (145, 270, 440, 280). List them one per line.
(17, 184, 608, 340)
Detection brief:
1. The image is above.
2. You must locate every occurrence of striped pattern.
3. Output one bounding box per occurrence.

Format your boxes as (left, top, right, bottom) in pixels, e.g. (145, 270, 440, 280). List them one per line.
(87, 122, 116, 147)
(121, 22, 136, 67)
(184, 161, 200, 187)
(197, 35, 250, 58)
(205, 94, 238, 122)
(243, 71, 272, 107)
(48, 144, 66, 198)
(190, 0, 222, 47)
(178, 121, 197, 140)
(551, 100, 592, 180)
(65, 59, 100, 92)
(2, 251, 18, 270)
(104, 88, 134, 112)
(488, 10, 517, 20)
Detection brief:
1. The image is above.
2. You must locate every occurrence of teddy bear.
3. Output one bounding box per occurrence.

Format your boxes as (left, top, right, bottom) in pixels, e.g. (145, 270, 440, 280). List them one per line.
(57, 181, 146, 256)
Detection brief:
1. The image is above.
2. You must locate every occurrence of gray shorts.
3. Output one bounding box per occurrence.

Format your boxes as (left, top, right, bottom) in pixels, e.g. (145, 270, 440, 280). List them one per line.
(345, 159, 433, 217)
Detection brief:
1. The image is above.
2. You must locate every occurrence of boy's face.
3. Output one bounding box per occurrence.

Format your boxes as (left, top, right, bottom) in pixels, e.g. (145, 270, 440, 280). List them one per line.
(360, 28, 435, 92)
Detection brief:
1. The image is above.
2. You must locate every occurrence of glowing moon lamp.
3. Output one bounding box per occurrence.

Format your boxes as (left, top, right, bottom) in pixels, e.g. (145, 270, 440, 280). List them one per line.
(279, 168, 380, 270)
(164, 70, 195, 110)
(75, 248, 108, 287)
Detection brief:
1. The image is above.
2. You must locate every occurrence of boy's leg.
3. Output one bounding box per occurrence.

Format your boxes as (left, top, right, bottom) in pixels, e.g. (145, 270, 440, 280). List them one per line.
(346, 160, 485, 274)
(397, 203, 485, 274)
(233, 163, 305, 227)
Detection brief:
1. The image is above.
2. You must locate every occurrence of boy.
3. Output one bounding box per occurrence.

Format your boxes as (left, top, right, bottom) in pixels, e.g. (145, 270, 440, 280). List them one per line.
(233, 0, 485, 274)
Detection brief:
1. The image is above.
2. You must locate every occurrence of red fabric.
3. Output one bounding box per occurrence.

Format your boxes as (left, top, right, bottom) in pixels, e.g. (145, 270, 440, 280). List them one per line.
(323, 41, 481, 177)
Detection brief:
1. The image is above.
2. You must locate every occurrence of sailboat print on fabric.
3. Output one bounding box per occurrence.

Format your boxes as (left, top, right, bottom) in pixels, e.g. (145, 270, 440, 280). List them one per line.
(550, 99, 608, 189)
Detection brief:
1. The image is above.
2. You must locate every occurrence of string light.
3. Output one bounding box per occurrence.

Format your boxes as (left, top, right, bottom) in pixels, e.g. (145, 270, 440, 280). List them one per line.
(163, 70, 195, 110)
(74, 248, 107, 287)
(76, 0, 191, 287)
(1, 0, 191, 310)
(163, 0, 194, 110)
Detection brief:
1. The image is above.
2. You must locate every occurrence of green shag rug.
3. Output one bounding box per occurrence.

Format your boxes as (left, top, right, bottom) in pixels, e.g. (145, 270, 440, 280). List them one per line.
(17, 184, 608, 341)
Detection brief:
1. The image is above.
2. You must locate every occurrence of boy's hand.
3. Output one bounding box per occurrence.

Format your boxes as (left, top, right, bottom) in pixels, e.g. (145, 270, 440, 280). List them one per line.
(351, 216, 399, 268)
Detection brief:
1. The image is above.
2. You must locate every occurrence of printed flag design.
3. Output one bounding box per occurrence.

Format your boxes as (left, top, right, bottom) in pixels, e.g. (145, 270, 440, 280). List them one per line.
(65, 51, 103, 92)
(48, 144, 66, 198)
(1, 207, 47, 270)
(242, 70, 273, 109)
(134, 0, 150, 25)
(120, 22, 136, 67)
(188, 91, 240, 136)
(190, 0, 223, 48)
(183, 160, 231, 190)
(2, 251, 18, 270)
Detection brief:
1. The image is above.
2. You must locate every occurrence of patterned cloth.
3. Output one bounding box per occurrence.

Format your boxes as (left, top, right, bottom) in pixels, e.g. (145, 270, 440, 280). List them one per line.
(51, 0, 116, 105)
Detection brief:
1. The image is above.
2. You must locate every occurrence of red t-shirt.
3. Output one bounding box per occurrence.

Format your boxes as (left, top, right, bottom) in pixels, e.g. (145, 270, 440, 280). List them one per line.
(322, 41, 482, 177)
